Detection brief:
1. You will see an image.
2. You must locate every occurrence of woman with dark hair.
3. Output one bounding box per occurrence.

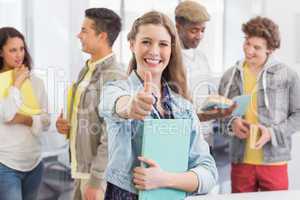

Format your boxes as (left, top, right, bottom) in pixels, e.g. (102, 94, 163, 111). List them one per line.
(0, 27, 50, 200)
(99, 11, 217, 199)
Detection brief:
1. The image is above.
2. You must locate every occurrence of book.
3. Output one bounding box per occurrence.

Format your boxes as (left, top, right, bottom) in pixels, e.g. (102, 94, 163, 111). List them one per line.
(200, 95, 234, 111)
(200, 94, 251, 117)
(249, 124, 260, 149)
(67, 83, 74, 121)
(231, 95, 251, 117)
(64, 83, 74, 139)
(139, 119, 191, 200)
(0, 70, 41, 115)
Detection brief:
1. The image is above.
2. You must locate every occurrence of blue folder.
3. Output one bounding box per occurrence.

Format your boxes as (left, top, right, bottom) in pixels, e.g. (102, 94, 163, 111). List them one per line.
(139, 119, 192, 200)
(232, 95, 251, 116)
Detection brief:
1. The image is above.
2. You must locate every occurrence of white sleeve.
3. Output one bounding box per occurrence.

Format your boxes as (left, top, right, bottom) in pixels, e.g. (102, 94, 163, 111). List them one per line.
(30, 77, 51, 136)
(0, 86, 22, 122)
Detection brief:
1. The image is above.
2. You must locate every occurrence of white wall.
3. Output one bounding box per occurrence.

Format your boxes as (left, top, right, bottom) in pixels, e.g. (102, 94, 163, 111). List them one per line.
(26, 0, 74, 158)
(223, 0, 259, 70)
(263, 0, 300, 74)
(0, 0, 23, 31)
(70, 0, 89, 78)
(197, 0, 224, 74)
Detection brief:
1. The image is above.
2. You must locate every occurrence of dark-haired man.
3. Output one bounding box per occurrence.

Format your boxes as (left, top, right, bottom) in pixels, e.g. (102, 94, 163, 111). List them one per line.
(56, 8, 124, 200)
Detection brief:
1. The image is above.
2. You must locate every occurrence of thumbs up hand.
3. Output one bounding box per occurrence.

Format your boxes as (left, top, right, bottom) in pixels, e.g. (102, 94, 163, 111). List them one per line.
(143, 71, 152, 94)
(127, 72, 154, 120)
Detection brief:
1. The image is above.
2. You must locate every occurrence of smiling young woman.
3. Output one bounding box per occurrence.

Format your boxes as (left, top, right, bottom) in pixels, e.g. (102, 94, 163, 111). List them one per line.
(99, 11, 217, 200)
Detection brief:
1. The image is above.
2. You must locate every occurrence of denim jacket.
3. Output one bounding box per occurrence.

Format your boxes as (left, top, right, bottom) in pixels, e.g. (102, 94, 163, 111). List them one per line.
(218, 56, 300, 163)
(99, 72, 217, 194)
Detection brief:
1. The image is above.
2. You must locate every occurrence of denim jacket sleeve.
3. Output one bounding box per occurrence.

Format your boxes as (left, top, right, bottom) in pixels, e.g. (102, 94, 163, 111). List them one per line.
(188, 109, 218, 194)
(99, 80, 131, 122)
(268, 70, 300, 146)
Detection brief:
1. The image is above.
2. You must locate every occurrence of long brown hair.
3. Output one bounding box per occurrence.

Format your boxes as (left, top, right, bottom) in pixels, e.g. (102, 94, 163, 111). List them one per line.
(0, 27, 32, 71)
(127, 11, 190, 100)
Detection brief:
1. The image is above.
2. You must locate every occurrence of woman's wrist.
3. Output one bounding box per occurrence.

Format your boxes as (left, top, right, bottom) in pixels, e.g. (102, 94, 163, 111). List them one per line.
(160, 171, 174, 188)
(13, 81, 22, 89)
(160, 171, 199, 192)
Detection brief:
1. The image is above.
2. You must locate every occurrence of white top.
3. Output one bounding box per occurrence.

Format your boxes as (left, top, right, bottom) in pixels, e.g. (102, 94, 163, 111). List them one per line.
(182, 48, 215, 110)
(0, 75, 50, 171)
(182, 48, 216, 141)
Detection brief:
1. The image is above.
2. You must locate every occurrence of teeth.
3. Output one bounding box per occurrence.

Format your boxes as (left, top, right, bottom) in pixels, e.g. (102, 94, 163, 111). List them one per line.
(145, 58, 160, 64)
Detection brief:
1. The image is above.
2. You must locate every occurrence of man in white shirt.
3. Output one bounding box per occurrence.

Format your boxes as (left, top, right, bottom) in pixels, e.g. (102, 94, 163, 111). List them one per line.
(175, 1, 233, 194)
(175, 0, 213, 142)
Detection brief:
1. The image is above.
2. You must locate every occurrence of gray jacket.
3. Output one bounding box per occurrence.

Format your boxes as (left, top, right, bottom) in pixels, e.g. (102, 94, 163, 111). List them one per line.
(218, 56, 300, 163)
(69, 54, 126, 187)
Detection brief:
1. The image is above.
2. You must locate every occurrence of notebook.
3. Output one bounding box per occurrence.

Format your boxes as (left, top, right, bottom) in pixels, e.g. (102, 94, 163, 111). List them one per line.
(232, 95, 251, 116)
(139, 119, 192, 200)
(201, 95, 233, 111)
(200, 94, 250, 117)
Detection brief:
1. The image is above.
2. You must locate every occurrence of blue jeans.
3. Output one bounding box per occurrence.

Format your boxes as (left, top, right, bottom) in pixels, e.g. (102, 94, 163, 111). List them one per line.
(0, 162, 44, 200)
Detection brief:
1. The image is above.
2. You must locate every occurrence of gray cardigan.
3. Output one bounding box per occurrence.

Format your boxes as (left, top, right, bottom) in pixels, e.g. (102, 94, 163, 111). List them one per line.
(218, 56, 300, 163)
(68, 54, 126, 187)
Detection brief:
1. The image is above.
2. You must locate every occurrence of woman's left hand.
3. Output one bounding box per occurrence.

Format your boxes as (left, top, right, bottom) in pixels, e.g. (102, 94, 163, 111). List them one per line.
(133, 156, 168, 190)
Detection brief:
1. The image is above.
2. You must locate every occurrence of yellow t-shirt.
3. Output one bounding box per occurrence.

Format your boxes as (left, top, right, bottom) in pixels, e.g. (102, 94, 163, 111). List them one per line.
(242, 63, 286, 165)
(70, 62, 96, 179)
(242, 63, 264, 164)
